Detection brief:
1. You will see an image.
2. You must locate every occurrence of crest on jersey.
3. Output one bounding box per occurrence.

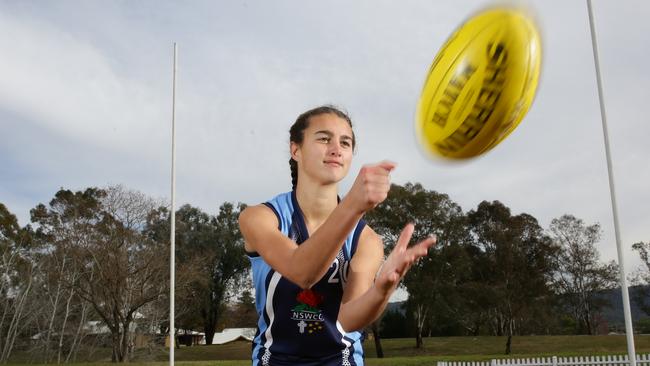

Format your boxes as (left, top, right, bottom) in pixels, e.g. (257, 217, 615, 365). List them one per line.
(291, 289, 325, 334)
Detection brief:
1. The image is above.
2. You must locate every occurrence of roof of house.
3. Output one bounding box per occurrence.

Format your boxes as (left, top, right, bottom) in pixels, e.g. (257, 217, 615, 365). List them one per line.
(208, 328, 255, 345)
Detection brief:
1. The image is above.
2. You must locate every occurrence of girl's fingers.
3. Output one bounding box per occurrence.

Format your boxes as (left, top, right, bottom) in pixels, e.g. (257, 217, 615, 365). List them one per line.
(395, 223, 415, 251)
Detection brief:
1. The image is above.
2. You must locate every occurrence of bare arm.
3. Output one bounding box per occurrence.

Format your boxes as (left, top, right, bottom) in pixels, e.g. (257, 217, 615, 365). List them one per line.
(337, 224, 436, 332)
(337, 226, 385, 331)
(239, 162, 395, 289)
(240, 198, 362, 289)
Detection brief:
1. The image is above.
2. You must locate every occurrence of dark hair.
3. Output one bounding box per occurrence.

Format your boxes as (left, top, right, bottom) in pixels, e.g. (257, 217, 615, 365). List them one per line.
(289, 105, 355, 190)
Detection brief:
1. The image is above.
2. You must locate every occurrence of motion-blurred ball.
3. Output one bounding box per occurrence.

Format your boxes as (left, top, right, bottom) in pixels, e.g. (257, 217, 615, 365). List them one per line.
(416, 7, 542, 160)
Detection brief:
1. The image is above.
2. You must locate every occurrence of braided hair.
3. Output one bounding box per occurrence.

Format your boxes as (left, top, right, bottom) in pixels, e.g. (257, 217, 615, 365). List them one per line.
(289, 105, 355, 190)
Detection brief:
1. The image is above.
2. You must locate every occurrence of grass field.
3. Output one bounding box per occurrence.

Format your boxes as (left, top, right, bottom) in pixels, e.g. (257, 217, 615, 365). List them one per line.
(9, 335, 650, 365)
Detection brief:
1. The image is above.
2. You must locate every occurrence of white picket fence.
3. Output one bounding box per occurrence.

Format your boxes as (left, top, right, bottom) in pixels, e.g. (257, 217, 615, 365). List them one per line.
(438, 354, 650, 366)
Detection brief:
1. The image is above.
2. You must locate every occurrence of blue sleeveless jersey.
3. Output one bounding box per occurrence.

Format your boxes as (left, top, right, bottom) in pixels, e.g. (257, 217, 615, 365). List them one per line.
(247, 191, 366, 366)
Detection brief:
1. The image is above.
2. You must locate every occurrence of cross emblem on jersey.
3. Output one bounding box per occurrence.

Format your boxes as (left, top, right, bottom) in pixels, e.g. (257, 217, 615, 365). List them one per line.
(297, 320, 307, 334)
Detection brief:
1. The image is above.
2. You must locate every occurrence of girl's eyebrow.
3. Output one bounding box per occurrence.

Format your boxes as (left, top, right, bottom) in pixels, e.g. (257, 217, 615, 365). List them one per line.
(314, 130, 353, 141)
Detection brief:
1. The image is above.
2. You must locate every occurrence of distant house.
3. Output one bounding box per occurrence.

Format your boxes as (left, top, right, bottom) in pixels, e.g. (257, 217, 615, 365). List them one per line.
(206, 328, 255, 345)
(172, 331, 204, 347)
(30, 318, 158, 349)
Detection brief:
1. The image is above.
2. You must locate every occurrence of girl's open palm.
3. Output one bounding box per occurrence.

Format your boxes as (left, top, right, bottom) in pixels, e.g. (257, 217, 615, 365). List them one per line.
(375, 223, 436, 296)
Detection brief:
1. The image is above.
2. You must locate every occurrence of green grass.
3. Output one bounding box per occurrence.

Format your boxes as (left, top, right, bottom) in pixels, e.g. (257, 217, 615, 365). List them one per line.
(174, 335, 650, 360)
(363, 335, 650, 358)
(8, 335, 650, 365)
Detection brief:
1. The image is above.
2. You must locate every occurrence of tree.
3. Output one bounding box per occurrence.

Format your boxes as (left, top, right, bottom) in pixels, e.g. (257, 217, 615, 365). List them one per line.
(197, 202, 249, 344)
(379, 306, 410, 339)
(630, 241, 650, 316)
(549, 214, 618, 335)
(31, 186, 168, 362)
(29, 192, 97, 364)
(30, 239, 92, 364)
(467, 201, 557, 354)
(146, 205, 209, 339)
(220, 289, 258, 329)
(365, 182, 470, 349)
(149, 203, 249, 345)
(0, 203, 38, 362)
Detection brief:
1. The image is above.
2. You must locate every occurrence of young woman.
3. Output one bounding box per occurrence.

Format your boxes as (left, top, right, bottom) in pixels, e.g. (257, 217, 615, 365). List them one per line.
(239, 105, 436, 366)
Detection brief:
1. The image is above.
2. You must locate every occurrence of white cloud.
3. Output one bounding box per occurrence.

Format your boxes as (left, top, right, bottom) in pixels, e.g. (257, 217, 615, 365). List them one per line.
(1, 0, 648, 273)
(0, 13, 175, 169)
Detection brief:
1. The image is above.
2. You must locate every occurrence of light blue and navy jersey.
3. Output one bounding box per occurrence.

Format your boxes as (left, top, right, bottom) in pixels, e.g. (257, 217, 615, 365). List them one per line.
(246, 191, 366, 366)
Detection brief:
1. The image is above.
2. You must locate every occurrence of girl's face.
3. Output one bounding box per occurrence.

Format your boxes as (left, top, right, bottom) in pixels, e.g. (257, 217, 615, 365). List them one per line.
(291, 113, 354, 187)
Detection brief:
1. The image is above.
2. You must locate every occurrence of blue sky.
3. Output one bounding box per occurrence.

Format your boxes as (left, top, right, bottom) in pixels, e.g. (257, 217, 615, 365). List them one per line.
(1, 0, 649, 280)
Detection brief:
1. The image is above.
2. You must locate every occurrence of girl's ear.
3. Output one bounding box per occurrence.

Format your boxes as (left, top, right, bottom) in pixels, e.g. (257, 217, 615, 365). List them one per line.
(290, 142, 300, 161)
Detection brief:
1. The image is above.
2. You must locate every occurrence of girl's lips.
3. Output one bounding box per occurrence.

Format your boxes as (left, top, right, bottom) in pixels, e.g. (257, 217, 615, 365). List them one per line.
(324, 161, 342, 167)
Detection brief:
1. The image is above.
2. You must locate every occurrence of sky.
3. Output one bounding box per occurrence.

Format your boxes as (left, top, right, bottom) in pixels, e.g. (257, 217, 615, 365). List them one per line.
(1, 0, 649, 286)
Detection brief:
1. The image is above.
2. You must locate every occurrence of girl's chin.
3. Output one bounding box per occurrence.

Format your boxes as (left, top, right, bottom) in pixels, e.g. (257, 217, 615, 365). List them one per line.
(319, 175, 344, 186)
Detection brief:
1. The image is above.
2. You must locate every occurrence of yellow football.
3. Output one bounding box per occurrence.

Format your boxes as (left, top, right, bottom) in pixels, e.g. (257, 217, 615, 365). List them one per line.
(415, 7, 542, 160)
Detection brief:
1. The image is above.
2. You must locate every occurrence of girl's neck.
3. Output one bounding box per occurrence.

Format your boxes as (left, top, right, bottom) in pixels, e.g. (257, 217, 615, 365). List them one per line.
(295, 182, 339, 234)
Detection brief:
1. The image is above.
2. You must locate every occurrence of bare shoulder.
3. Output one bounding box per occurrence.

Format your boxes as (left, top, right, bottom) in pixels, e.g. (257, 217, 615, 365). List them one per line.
(359, 225, 383, 253)
(239, 204, 277, 225)
(239, 204, 280, 252)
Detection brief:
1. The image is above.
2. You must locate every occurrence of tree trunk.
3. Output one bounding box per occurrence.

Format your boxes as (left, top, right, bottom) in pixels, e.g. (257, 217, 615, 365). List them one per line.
(57, 287, 74, 364)
(414, 304, 427, 349)
(584, 302, 593, 335)
(46, 257, 66, 364)
(111, 330, 127, 363)
(121, 324, 130, 363)
(66, 300, 89, 363)
(0, 296, 10, 355)
(67, 269, 92, 364)
(1, 270, 33, 362)
(371, 322, 383, 358)
(111, 333, 118, 362)
(0, 252, 18, 350)
(202, 287, 223, 346)
(203, 323, 216, 346)
(504, 319, 513, 355)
